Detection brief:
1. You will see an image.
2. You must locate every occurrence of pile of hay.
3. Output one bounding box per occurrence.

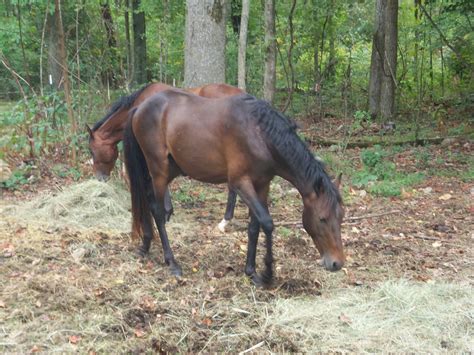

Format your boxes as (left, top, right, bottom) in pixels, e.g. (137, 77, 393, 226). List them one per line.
(3, 179, 131, 232)
(267, 280, 474, 352)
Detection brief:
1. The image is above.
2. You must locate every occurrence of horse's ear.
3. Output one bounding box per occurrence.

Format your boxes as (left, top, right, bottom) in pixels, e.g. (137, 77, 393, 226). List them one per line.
(86, 124, 93, 139)
(334, 173, 342, 189)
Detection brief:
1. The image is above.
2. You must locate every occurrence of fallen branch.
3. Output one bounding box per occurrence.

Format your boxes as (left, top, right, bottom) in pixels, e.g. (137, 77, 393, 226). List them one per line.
(274, 210, 402, 227)
(346, 210, 401, 221)
(308, 136, 452, 148)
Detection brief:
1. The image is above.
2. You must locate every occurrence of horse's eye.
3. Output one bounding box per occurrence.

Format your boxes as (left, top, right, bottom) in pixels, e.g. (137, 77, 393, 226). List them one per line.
(320, 218, 327, 223)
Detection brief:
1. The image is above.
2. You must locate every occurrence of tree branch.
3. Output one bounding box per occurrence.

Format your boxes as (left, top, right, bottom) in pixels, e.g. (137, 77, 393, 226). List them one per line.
(418, 3, 468, 68)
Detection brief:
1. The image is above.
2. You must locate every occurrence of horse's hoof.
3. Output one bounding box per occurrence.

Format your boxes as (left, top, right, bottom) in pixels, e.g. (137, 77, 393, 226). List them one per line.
(165, 210, 174, 222)
(169, 263, 183, 277)
(217, 218, 229, 233)
(249, 272, 272, 288)
(137, 248, 148, 258)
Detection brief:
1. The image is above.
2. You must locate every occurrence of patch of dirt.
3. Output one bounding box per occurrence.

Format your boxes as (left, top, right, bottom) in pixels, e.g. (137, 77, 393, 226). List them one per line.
(1, 141, 472, 353)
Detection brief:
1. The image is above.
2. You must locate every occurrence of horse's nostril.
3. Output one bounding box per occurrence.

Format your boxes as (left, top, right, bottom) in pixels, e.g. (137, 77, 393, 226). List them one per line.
(332, 260, 342, 271)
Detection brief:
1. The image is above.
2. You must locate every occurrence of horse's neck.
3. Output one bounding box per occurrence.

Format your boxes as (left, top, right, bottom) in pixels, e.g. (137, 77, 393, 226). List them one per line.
(98, 109, 129, 142)
(277, 166, 314, 198)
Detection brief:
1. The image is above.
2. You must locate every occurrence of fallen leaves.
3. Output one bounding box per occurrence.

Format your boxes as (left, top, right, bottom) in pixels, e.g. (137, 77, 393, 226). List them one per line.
(68, 335, 81, 344)
(1, 242, 15, 258)
(339, 313, 352, 325)
(134, 328, 146, 338)
(438, 193, 452, 201)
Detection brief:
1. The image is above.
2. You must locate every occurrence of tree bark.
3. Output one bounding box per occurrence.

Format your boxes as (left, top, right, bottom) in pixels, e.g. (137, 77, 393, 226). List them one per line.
(263, 0, 276, 103)
(55, 0, 77, 164)
(124, 0, 132, 87)
(101, 1, 117, 87)
(237, 0, 249, 91)
(184, 0, 227, 87)
(132, 0, 147, 85)
(368, 0, 398, 121)
(368, 0, 385, 119)
(380, 0, 398, 121)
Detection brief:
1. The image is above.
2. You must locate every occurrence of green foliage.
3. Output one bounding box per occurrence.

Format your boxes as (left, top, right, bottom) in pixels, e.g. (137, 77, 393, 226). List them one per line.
(360, 145, 386, 169)
(368, 173, 425, 197)
(173, 183, 205, 207)
(52, 164, 82, 180)
(353, 146, 425, 197)
(1, 166, 31, 190)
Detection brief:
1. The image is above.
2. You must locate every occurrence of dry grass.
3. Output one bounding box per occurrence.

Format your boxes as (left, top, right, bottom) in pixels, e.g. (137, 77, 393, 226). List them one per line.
(269, 281, 474, 352)
(1, 179, 131, 232)
(1, 179, 473, 352)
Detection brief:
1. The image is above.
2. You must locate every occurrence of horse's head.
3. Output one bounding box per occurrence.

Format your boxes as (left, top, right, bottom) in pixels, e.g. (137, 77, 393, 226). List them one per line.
(302, 175, 345, 272)
(86, 124, 118, 181)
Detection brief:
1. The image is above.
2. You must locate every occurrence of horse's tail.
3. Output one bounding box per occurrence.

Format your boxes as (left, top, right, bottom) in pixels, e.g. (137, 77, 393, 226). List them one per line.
(123, 108, 154, 241)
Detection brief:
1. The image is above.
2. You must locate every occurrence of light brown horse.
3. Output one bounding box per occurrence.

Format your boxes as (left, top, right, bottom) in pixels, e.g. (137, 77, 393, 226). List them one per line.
(124, 90, 345, 286)
(87, 83, 243, 226)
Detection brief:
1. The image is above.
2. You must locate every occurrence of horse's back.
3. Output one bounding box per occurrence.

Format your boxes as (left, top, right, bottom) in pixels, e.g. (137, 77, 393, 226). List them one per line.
(134, 91, 272, 183)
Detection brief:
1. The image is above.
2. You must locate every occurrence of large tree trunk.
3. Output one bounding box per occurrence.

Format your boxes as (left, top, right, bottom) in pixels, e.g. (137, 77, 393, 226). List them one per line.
(237, 0, 249, 90)
(101, 1, 117, 87)
(380, 0, 398, 121)
(184, 0, 227, 87)
(368, 0, 398, 121)
(368, 0, 385, 119)
(132, 0, 147, 85)
(46, 7, 62, 89)
(263, 0, 276, 103)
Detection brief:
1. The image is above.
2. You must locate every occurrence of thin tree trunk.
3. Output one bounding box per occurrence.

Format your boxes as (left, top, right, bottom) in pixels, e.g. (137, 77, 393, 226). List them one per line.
(380, 0, 398, 121)
(440, 46, 444, 97)
(39, 0, 50, 96)
(263, 0, 276, 103)
(132, 0, 147, 85)
(237, 0, 249, 91)
(55, 0, 76, 164)
(282, 0, 296, 112)
(312, 1, 320, 87)
(16, 1, 31, 85)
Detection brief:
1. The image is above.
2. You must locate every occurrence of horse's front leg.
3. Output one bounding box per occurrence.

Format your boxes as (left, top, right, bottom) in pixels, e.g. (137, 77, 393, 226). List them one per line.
(149, 178, 182, 277)
(233, 179, 273, 287)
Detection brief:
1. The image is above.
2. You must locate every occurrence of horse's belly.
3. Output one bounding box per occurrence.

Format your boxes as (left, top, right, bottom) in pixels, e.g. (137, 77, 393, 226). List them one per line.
(169, 144, 228, 184)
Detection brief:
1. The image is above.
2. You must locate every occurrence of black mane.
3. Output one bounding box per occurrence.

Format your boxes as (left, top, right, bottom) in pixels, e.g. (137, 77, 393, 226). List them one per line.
(92, 84, 150, 131)
(244, 96, 341, 208)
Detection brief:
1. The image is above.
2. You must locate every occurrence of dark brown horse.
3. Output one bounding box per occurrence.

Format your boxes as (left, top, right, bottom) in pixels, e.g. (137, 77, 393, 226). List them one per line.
(123, 90, 345, 286)
(87, 82, 243, 227)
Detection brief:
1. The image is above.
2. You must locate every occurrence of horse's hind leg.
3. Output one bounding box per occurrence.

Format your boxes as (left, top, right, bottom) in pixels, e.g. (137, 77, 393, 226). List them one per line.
(164, 187, 174, 221)
(138, 215, 154, 257)
(148, 172, 182, 277)
(217, 188, 237, 232)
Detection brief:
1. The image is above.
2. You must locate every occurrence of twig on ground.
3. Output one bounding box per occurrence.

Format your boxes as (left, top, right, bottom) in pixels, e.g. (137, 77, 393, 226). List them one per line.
(239, 341, 265, 354)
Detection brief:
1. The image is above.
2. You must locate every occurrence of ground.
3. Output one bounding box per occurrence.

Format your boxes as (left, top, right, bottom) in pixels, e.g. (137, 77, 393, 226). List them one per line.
(0, 131, 473, 352)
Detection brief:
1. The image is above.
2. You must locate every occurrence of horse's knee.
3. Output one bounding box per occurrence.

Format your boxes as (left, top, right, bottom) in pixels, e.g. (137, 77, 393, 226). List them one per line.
(248, 219, 260, 235)
(260, 217, 273, 235)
